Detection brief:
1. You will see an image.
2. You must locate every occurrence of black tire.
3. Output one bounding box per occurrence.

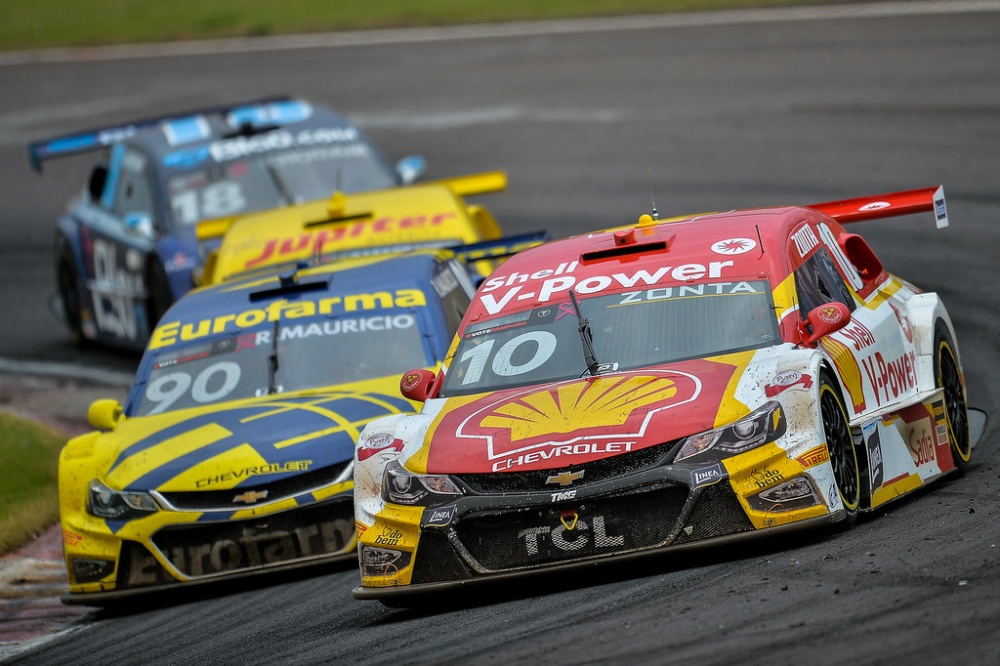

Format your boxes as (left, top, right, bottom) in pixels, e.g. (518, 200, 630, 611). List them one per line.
(820, 370, 861, 523)
(146, 259, 174, 329)
(57, 247, 86, 346)
(935, 322, 971, 471)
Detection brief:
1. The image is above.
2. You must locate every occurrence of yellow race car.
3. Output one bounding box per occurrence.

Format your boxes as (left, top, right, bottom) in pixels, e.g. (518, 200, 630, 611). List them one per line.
(58, 248, 480, 604)
(197, 171, 508, 285)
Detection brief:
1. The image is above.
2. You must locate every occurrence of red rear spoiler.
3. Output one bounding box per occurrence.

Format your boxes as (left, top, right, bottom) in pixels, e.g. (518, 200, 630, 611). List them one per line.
(807, 186, 948, 228)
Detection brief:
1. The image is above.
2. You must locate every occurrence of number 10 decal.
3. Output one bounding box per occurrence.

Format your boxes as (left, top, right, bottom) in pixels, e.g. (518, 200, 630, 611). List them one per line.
(459, 331, 557, 386)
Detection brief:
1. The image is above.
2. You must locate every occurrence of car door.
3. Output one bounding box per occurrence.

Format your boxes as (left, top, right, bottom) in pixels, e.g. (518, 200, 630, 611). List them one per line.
(793, 220, 919, 419)
(84, 143, 160, 345)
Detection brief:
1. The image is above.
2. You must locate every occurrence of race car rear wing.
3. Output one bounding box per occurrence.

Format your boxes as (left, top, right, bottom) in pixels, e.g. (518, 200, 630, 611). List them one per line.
(199, 230, 549, 286)
(27, 95, 293, 172)
(806, 186, 948, 229)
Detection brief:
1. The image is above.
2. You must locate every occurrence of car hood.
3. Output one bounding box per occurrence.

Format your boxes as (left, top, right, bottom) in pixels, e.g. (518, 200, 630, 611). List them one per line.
(97, 386, 415, 493)
(420, 357, 747, 474)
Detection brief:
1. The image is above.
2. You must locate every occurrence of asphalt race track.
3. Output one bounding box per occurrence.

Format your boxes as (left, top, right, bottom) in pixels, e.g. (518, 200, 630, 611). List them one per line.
(1, 3, 998, 664)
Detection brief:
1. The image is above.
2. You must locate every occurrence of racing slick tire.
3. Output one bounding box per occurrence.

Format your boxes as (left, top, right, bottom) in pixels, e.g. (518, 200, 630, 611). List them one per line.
(146, 259, 173, 329)
(57, 245, 86, 346)
(934, 322, 971, 472)
(820, 370, 861, 524)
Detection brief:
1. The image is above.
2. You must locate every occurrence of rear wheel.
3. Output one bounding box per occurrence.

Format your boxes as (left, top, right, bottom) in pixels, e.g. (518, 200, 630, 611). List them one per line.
(935, 323, 971, 471)
(820, 371, 860, 523)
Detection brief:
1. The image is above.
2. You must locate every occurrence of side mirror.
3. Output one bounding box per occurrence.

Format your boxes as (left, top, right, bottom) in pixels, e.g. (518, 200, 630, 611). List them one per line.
(87, 165, 108, 201)
(395, 155, 426, 185)
(798, 302, 851, 347)
(87, 399, 123, 431)
(124, 212, 154, 237)
(400, 369, 437, 403)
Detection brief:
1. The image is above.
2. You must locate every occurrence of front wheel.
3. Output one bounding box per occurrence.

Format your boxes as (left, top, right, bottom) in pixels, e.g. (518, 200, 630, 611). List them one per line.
(57, 247, 86, 346)
(935, 323, 971, 471)
(820, 371, 861, 523)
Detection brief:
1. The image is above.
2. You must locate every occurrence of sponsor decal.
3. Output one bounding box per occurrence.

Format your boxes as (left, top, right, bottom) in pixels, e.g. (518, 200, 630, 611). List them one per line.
(819, 337, 866, 412)
(551, 489, 578, 503)
(374, 525, 403, 547)
(477, 261, 736, 316)
(932, 399, 949, 448)
(616, 281, 762, 306)
(430, 269, 460, 298)
(243, 213, 457, 269)
(232, 489, 269, 505)
(817, 305, 843, 324)
(888, 301, 913, 343)
(764, 370, 813, 397)
(149, 290, 425, 349)
(401, 371, 425, 393)
(691, 463, 724, 488)
(818, 223, 863, 290)
(422, 505, 457, 527)
(860, 350, 917, 408)
(128, 518, 353, 583)
(791, 225, 819, 259)
(795, 445, 830, 469)
(456, 372, 702, 472)
(195, 461, 312, 488)
(933, 190, 948, 228)
(863, 421, 884, 491)
(357, 433, 403, 462)
(62, 530, 84, 547)
(546, 470, 585, 487)
(905, 418, 937, 467)
(92, 238, 143, 340)
(355, 520, 368, 534)
(164, 251, 195, 273)
(751, 467, 785, 489)
(518, 515, 624, 555)
(711, 238, 757, 255)
(859, 201, 891, 212)
(837, 320, 876, 351)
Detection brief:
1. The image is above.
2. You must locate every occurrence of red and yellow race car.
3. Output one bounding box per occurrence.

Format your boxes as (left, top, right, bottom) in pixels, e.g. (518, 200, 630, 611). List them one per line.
(352, 186, 972, 603)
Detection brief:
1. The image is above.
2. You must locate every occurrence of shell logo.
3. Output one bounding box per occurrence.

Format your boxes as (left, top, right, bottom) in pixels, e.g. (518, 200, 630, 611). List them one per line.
(457, 371, 703, 460)
(819, 337, 866, 412)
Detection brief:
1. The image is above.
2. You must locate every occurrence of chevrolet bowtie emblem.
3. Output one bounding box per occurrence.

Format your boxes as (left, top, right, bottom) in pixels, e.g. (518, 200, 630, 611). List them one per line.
(546, 470, 585, 487)
(232, 489, 269, 505)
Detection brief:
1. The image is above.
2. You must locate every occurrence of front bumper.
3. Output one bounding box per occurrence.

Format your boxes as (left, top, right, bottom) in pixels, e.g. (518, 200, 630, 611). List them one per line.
(356, 452, 837, 598)
(62, 494, 356, 605)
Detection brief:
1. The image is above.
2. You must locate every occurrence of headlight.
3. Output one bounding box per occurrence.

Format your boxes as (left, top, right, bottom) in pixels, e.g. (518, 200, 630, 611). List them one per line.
(381, 460, 462, 506)
(675, 401, 786, 462)
(87, 479, 159, 519)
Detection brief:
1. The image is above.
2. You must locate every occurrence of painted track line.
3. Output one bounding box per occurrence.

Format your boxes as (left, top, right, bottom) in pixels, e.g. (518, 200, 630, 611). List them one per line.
(0, 357, 133, 387)
(1, 1, 998, 66)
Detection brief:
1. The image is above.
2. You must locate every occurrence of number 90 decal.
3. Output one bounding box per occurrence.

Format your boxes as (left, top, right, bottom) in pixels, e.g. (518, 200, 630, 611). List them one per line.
(145, 361, 242, 414)
(458, 331, 557, 386)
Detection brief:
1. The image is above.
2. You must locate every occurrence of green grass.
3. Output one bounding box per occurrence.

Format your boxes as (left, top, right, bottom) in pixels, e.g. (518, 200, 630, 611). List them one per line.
(1, 0, 844, 51)
(0, 412, 65, 555)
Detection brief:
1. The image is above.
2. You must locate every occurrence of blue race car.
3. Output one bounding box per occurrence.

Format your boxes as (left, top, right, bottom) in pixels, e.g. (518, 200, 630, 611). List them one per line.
(29, 96, 426, 351)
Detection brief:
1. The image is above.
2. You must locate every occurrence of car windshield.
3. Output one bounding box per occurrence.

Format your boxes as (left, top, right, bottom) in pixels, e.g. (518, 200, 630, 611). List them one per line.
(440, 279, 779, 397)
(167, 143, 396, 227)
(134, 310, 427, 416)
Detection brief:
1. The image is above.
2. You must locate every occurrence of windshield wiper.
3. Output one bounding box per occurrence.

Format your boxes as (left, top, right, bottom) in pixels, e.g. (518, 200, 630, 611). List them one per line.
(267, 319, 280, 394)
(568, 290, 601, 376)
